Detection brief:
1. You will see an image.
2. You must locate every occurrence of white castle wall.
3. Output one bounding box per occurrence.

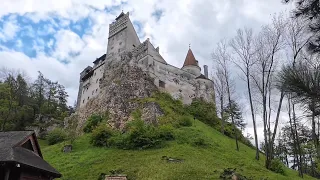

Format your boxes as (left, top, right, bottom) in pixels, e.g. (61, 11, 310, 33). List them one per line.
(79, 60, 105, 108)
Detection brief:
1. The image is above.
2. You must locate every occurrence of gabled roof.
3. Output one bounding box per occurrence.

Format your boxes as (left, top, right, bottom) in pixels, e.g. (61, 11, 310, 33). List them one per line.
(0, 131, 34, 149)
(0, 131, 61, 178)
(182, 48, 199, 67)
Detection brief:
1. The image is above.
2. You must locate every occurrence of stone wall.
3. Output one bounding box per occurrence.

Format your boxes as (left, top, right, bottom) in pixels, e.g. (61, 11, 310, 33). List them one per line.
(74, 51, 161, 131)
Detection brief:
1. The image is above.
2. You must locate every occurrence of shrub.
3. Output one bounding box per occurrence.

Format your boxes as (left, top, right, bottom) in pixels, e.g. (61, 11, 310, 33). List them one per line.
(192, 137, 210, 147)
(108, 133, 128, 149)
(91, 124, 114, 147)
(125, 120, 162, 149)
(83, 114, 103, 133)
(176, 115, 193, 127)
(47, 128, 67, 145)
(158, 125, 175, 140)
(270, 159, 286, 175)
(185, 99, 219, 127)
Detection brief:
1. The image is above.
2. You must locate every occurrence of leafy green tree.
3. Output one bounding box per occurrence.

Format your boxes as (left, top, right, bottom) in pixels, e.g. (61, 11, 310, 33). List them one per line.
(224, 100, 246, 131)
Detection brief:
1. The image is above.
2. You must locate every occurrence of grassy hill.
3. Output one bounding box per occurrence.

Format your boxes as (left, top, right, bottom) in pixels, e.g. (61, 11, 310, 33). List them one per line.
(38, 93, 316, 179)
(39, 119, 316, 180)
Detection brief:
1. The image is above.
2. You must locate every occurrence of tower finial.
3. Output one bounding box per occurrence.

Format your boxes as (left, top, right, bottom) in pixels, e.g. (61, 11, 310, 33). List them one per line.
(189, 43, 191, 49)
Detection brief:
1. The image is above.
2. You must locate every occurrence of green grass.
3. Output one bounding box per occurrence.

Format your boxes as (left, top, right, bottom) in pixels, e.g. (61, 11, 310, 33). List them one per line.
(39, 120, 316, 180)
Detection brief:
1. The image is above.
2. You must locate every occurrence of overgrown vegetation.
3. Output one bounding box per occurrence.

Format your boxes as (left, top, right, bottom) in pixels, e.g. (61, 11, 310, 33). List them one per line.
(47, 128, 67, 145)
(269, 159, 286, 175)
(84, 92, 251, 151)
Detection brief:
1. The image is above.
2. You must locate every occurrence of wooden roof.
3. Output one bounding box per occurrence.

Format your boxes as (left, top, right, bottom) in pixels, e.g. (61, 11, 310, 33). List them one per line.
(0, 131, 61, 178)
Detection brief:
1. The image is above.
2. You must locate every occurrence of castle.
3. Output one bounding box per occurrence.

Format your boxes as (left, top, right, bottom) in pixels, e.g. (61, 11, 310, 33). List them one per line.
(76, 12, 215, 110)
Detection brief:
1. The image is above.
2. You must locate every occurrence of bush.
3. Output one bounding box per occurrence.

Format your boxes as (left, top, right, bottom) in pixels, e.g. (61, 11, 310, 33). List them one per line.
(125, 120, 163, 149)
(192, 137, 210, 147)
(270, 159, 286, 175)
(176, 115, 193, 127)
(91, 123, 114, 147)
(83, 114, 103, 133)
(47, 128, 67, 145)
(185, 99, 218, 127)
(158, 125, 175, 140)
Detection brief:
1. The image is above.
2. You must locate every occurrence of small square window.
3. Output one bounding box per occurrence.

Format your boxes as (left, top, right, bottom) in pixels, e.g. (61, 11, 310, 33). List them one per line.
(119, 42, 122, 45)
(159, 80, 165, 88)
(96, 89, 98, 92)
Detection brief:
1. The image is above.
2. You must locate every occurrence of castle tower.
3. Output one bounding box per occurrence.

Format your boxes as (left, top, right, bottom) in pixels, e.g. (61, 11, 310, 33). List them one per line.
(105, 12, 141, 61)
(181, 47, 201, 76)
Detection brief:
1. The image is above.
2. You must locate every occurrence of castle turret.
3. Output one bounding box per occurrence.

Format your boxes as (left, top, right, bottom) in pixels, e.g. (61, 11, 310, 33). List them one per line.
(181, 47, 201, 76)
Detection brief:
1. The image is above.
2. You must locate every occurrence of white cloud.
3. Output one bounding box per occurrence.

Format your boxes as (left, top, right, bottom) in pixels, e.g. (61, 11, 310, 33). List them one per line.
(53, 29, 85, 60)
(0, 18, 20, 41)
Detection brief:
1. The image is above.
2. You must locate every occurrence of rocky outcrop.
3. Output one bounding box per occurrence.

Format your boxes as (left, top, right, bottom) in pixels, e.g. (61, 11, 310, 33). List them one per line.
(73, 51, 161, 131)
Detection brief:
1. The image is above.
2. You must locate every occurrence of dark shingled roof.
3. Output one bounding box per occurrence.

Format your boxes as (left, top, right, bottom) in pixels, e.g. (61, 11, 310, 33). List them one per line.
(93, 54, 106, 64)
(196, 74, 208, 80)
(0, 131, 61, 178)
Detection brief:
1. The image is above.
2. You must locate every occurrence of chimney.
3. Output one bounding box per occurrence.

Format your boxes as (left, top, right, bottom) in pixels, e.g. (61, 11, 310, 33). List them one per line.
(156, 46, 159, 52)
(204, 65, 208, 78)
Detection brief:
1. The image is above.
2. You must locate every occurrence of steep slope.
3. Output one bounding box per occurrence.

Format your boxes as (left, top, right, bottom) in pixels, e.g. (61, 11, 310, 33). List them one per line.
(39, 120, 316, 180)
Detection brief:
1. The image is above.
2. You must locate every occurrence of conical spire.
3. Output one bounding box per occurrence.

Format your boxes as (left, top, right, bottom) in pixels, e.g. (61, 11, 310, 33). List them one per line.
(182, 47, 198, 67)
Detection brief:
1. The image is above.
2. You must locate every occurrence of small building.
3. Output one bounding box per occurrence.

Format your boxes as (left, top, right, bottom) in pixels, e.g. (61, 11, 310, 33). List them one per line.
(0, 131, 61, 180)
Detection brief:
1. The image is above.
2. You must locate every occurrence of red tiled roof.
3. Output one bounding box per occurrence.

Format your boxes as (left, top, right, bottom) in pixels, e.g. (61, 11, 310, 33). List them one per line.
(183, 48, 199, 67)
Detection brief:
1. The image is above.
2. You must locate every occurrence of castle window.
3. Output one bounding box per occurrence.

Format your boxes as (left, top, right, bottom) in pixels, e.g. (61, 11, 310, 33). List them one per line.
(111, 46, 114, 50)
(87, 97, 89, 100)
(159, 80, 165, 88)
(118, 49, 120, 53)
(119, 42, 122, 45)
(96, 79, 99, 83)
(92, 91, 94, 95)
(83, 100, 85, 103)
(96, 89, 98, 92)
(94, 72, 96, 76)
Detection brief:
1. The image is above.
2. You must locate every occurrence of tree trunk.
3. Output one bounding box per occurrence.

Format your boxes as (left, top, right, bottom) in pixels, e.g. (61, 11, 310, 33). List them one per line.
(292, 102, 303, 178)
(246, 72, 259, 160)
(220, 95, 224, 134)
(270, 91, 285, 158)
(226, 77, 239, 151)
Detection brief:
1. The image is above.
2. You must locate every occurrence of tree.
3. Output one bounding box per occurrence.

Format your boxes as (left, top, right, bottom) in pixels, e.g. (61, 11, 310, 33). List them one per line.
(230, 28, 260, 159)
(213, 67, 227, 134)
(224, 100, 246, 131)
(284, 0, 320, 54)
(251, 15, 286, 169)
(212, 40, 239, 151)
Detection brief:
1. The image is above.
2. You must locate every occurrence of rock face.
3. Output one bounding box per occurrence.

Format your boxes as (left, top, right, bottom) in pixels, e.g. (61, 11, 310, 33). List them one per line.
(73, 52, 160, 131)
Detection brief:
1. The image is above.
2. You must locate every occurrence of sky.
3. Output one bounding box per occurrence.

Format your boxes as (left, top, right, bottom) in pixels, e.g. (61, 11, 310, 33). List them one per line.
(0, 0, 296, 143)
